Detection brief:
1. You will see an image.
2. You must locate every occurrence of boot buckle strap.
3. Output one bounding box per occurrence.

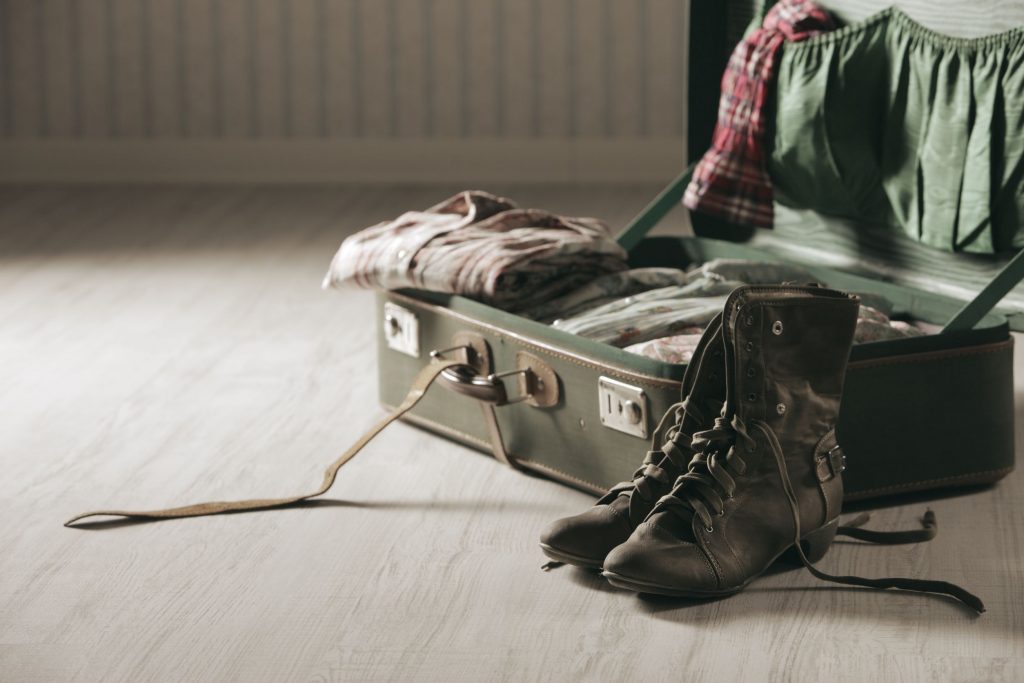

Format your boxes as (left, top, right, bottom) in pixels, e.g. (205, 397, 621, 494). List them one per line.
(816, 445, 846, 481)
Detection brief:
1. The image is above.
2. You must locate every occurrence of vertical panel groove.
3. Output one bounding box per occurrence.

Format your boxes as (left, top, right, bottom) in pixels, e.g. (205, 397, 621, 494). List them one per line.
(529, 0, 540, 138)
(421, 0, 433, 136)
(279, 0, 291, 136)
(493, 0, 504, 136)
(387, 0, 398, 137)
(34, 0, 50, 136)
(0, 0, 9, 137)
(601, 0, 613, 137)
(174, 0, 187, 135)
(103, 0, 116, 137)
(69, 0, 84, 137)
(211, 0, 225, 136)
(638, 0, 649, 137)
(457, 0, 469, 138)
(675, 0, 686, 137)
(245, 0, 258, 137)
(316, 0, 327, 137)
(566, 0, 577, 138)
(351, 0, 363, 137)
(141, 0, 154, 137)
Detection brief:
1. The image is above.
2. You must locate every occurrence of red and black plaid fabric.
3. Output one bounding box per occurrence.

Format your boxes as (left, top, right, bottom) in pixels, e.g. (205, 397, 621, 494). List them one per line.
(683, 0, 835, 229)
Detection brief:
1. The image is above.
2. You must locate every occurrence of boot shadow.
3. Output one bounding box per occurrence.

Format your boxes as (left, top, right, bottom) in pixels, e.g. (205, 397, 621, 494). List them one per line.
(634, 560, 989, 622)
(563, 565, 621, 594)
(842, 483, 997, 514)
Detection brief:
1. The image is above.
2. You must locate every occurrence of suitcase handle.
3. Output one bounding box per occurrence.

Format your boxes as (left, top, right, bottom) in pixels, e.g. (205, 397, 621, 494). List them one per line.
(430, 338, 561, 470)
(437, 365, 531, 405)
(431, 340, 560, 409)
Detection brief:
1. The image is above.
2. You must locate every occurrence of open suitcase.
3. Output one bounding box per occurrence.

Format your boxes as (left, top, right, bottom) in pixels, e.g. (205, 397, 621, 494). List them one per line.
(374, 0, 1021, 503)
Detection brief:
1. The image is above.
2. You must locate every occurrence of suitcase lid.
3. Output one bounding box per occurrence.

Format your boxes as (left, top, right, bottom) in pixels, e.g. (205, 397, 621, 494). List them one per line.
(619, 0, 1024, 332)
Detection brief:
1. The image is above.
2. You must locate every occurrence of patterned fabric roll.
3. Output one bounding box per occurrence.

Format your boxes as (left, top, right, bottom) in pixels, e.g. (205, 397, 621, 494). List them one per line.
(624, 332, 706, 364)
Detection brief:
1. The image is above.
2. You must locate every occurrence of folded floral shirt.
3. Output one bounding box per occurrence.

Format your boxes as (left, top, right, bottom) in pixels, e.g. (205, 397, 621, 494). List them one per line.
(323, 190, 628, 312)
(623, 331, 706, 365)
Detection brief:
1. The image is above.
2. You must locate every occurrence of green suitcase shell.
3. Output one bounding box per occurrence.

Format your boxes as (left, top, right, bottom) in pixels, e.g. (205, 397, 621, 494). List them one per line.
(375, 235, 1015, 502)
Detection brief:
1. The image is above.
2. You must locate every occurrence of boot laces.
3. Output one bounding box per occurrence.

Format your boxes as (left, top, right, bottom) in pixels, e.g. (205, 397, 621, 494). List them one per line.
(758, 422, 986, 614)
(604, 400, 702, 510)
(653, 414, 756, 531)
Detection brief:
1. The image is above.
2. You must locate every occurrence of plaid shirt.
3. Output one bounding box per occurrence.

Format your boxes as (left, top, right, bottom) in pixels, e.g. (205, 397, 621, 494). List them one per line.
(323, 191, 628, 313)
(682, 0, 835, 229)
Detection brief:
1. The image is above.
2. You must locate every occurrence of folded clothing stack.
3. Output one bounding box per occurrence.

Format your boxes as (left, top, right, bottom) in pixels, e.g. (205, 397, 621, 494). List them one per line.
(324, 191, 927, 364)
(544, 258, 925, 361)
(323, 191, 628, 313)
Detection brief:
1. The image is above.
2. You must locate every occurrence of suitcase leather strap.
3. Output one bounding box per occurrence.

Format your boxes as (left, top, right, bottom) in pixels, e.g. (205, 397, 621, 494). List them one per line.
(64, 358, 463, 527)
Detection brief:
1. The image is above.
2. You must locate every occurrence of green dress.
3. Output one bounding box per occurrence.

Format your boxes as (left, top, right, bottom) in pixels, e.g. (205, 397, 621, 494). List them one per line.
(768, 7, 1024, 254)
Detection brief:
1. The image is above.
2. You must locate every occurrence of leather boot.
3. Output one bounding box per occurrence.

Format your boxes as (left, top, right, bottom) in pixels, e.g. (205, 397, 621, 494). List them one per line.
(603, 284, 985, 612)
(539, 315, 727, 569)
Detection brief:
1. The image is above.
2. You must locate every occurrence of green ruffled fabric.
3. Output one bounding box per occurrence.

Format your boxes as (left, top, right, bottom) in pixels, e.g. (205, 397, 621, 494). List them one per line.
(768, 8, 1024, 254)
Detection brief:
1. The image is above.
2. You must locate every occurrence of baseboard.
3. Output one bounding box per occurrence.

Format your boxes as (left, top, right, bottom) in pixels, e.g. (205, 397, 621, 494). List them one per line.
(0, 139, 686, 184)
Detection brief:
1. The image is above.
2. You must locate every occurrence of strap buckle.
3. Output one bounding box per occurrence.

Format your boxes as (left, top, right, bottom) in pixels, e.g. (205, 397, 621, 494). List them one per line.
(828, 445, 847, 476)
(815, 442, 846, 482)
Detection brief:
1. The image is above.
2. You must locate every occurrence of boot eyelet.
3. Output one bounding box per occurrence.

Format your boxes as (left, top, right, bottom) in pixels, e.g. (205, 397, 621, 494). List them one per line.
(747, 392, 756, 402)
(776, 403, 787, 415)
(717, 510, 725, 517)
(746, 367, 755, 377)
(745, 315, 755, 326)
(704, 525, 714, 534)
(745, 341, 754, 352)
(772, 321, 784, 335)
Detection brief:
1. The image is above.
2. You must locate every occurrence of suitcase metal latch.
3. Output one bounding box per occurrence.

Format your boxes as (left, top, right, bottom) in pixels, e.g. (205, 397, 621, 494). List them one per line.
(598, 377, 649, 439)
(383, 303, 420, 358)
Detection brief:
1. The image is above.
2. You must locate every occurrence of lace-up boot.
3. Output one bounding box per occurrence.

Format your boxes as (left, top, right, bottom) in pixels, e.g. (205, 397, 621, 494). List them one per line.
(602, 284, 985, 612)
(538, 315, 727, 569)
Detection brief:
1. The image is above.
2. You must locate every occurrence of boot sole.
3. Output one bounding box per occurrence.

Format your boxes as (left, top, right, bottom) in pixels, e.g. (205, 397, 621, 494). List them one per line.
(601, 571, 745, 598)
(602, 519, 840, 597)
(538, 543, 604, 570)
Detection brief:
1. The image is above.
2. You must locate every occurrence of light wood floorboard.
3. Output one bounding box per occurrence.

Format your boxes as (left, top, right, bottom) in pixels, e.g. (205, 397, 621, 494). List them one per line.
(0, 186, 1020, 682)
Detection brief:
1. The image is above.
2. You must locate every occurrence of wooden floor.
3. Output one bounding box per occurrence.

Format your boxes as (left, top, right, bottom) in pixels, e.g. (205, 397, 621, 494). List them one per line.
(1, 186, 1021, 682)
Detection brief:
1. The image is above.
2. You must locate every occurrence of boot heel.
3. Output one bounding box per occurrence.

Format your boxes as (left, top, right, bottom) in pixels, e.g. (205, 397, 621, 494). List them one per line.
(801, 518, 839, 563)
